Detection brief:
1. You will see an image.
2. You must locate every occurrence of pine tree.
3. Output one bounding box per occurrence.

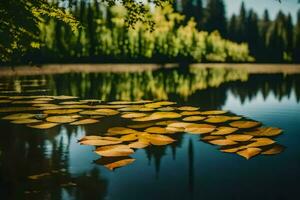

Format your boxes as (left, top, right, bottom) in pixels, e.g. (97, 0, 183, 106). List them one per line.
(228, 14, 238, 40)
(194, 0, 203, 30)
(237, 2, 247, 42)
(294, 10, 300, 62)
(204, 0, 227, 36)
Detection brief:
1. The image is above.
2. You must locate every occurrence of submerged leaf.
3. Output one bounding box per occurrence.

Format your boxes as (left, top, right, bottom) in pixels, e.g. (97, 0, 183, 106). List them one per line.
(262, 145, 285, 155)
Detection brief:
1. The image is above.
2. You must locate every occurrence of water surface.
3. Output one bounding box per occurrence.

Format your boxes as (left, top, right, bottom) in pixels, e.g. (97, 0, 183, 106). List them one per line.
(0, 66, 300, 200)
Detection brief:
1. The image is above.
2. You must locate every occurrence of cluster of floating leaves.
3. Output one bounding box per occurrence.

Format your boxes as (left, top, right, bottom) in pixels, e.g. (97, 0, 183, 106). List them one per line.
(0, 95, 284, 170)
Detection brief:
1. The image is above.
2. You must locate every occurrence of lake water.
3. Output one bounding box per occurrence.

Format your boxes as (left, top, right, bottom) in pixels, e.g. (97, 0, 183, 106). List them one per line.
(0, 66, 300, 200)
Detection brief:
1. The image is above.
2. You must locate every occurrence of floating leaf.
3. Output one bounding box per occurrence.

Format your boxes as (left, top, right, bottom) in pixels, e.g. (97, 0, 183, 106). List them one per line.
(168, 122, 193, 128)
(201, 135, 224, 141)
(108, 100, 152, 105)
(28, 122, 58, 129)
(178, 106, 199, 111)
(128, 139, 150, 149)
(79, 136, 120, 142)
(80, 139, 122, 146)
(262, 145, 285, 155)
(0, 107, 38, 113)
(226, 134, 253, 142)
(134, 112, 181, 121)
(144, 101, 176, 108)
(180, 111, 202, 116)
(53, 95, 78, 100)
(156, 120, 179, 126)
(245, 127, 282, 137)
(128, 122, 155, 129)
(220, 146, 247, 153)
(95, 145, 134, 157)
(200, 110, 227, 115)
(46, 116, 77, 123)
(121, 113, 147, 119)
(95, 109, 119, 115)
(118, 105, 144, 111)
(44, 109, 83, 115)
(32, 103, 58, 107)
(230, 121, 261, 129)
(12, 100, 49, 104)
(183, 116, 206, 121)
(185, 124, 216, 134)
(60, 101, 86, 105)
(247, 138, 275, 147)
(208, 139, 237, 146)
(70, 119, 99, 125)
(11, 119, 42, 124)
(211, 126, 238, 135)
(146, 134, 175, 146)
(157, 106, 175, 111)
(237, 148, 262, 160)
(2, 113, 35, 120)
(107, 127, 138, 135)
(95, 156, 135, 170)
(120, 134, 138, 142)
(205, 116, 233, 123)
(145, 127, 175, 134)
(80, 111, 104, 115)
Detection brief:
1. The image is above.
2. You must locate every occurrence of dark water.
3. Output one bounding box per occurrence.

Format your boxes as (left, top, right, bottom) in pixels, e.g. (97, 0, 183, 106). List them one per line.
(0, 67, 300, 200)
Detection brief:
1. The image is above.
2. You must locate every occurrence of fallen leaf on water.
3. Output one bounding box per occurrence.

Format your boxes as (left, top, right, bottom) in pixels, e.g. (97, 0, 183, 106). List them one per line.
(200, 110, 227, 115)
(201, 135, 224, 141)
(107, 127, 138, 135)
(46, 116, 77, 123)
(229, 121, 261, 129)
(245, 127, 282, 137)
(156, 120, 179, 126)
(11, 119, 42, 124)
(145, 127, 175, 134)
(53, 95, 78, 100)
(129, 139, 150, 149)
(237, 148, 262, 160)
(121, 113, 147, 119)
(2, 113, 35, 120)
(180, 111, 202, 116)
(208, 139, 237, 146)
(70, 119, 99, 125)
(247, 138, 275, 147)
(146, 134, 176, 146)
(44, 109, 83, 115)
(177, 106, 199, 111)
(220, 146, 247, 153)
(95, 156, 136, 170)
(95, 109, 119, 115)
(80, 110, 104, 115)
(28, 122, 58, 129)
(95, 145, 134, 157)
(226, 134, 253, 142)
(205, 116, 233, 123)
(80, 139, 122, 146)
(128, 122, 155, 129)
(79, 136, 120, 142)
(120, 133, 138, 142)
(185, 124, 216, 134)
(144, 101, 176, 108)
(211, 126, 238, 135)
(183, 116, 206, 122)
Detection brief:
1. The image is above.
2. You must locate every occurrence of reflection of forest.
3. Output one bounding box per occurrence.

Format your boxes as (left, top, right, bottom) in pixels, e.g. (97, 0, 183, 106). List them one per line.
(43, 67, 300, 107)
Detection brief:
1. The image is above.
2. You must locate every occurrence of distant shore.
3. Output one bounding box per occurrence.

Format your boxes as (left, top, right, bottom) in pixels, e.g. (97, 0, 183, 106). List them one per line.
(1, 63, 300, 77)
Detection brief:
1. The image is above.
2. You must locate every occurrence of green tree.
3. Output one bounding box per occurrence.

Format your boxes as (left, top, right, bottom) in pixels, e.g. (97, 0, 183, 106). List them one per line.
(204, 0, 227, 36)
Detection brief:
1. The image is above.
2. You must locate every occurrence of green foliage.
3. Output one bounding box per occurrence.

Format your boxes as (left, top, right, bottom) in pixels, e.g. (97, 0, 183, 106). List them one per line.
(0, 0, 79, 63)
(37, 3, 252, 63)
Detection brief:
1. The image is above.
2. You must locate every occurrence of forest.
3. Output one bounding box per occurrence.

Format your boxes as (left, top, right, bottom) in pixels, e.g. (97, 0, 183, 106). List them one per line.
(1, 0, 300, 64)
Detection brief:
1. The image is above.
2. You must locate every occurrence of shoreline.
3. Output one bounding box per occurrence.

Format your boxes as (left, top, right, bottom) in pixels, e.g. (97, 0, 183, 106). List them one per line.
(1, 63, 300, 77)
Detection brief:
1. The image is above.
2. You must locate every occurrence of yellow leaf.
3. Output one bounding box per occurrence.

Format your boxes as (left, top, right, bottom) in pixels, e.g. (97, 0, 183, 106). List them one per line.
(95, 145, 134, 157)
(247, 138, 275, 147)
(70, 119, 99, 125)
(46, 116, 77, 123)
(229, 121, 261, 129)
(183, 116, 206, 121)
(185, 124, 216, 134)
(245, 127, 282, 137)
(208, 139, 237, 146)
(237, 148, 262, 160)
(44, 109, 82, 115)
(28, 122, 58, 129)
(211, 126, 238, 135)
(226, 134, 253, 142)
(145, 127, 175, 134)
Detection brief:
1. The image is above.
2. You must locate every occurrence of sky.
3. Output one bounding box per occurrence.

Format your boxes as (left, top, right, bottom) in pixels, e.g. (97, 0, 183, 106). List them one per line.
(223, 0, 300, 22)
